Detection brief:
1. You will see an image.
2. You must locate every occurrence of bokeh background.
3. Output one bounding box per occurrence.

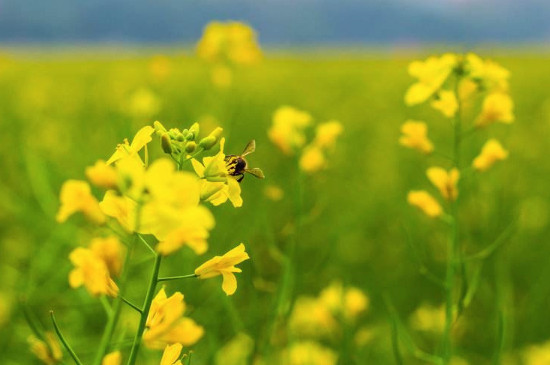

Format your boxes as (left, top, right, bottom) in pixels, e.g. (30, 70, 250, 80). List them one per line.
(1, 1, 550, 364)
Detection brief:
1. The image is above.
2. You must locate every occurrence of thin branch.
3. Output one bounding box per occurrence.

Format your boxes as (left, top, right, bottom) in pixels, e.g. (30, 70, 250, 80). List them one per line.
(120, 296, 142, 314)
(157, 274, 198, 282)
(50, 311, 84, 365)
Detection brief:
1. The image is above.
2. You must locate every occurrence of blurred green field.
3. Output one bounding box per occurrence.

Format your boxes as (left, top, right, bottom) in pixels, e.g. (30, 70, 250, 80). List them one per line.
(1, 49, 550, 364)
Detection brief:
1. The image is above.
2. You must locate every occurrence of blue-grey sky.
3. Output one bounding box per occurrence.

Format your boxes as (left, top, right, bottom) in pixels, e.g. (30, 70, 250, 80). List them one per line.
(0, 0, 548, 45)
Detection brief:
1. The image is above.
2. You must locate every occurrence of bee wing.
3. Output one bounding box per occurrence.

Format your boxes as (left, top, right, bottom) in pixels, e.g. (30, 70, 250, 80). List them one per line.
(245, 168, 265, 179)
(241, 140, 256, 156)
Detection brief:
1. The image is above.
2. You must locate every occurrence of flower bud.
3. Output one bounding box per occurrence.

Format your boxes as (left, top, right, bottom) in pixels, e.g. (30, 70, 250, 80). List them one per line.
(208, 127, 223, 140)
(185, 141, 197, 154)
(161, 133, 173, 154)
(188, 123, 200, 140)
(198, 136, 217, 150)
(153, 121, 167, 135)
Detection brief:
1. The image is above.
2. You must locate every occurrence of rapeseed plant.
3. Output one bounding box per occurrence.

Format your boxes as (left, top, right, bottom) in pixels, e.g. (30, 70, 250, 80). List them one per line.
(400, 53, 514, 364)
(32, 120, 262, 364)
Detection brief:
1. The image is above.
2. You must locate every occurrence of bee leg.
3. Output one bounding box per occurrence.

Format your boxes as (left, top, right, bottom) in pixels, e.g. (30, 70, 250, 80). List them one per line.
(236, 174, 245, 183)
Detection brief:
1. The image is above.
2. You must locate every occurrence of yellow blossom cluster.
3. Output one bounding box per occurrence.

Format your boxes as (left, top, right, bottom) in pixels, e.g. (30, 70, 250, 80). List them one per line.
(282, 281, 369, 364)
(28, 332, 63, 365)
(403, 53, 513, 218)
(197, 21, 262, 65)
(268, 106, 343, 174)
(50, 120, 260, 363)
(404, 53, 514, 125)
(196, 21, 262, 88)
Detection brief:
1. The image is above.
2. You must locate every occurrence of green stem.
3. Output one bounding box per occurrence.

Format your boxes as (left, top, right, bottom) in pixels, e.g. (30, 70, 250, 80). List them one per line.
(93, 238, 136, 365)
(50, 311, 83, 365)
(442, 72, 464, 364)
(157, 274, 197, 282)
(120, 296, 143, 314)
(126, 254, 162, 365)
(100, 296, 113, 317)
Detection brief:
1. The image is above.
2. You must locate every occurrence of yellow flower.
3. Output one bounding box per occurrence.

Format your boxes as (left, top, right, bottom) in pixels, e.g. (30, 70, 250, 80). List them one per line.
(160, 343, 184, 365)
(284, 341, 338, 365)
(211, 65, 232, 88)
(431, 90, 458, 118)
(523, 340, 550, 365)
(56, 180, 105, 224)
(192, 138, 243, 208)
(149, 55, 172, 82)
(195, 243, 250, 295)
(476, 92, 514, 127)
(399, 120, 434, 154)
(268, 106, 313, 155)
(214, 333, 254, 365)
(99, 190, 138, 232)
(407, 190, 443, 218)
(313, 120, 343, 149)
(86, 160, 118, 190)
(106, 125, 154, 165)
(405, 53, 457, 106)
(144, 288, 204, 349)
(264, 185, 284, 201)
(28, 332, 63, 365)
(89, 236, 124, 277)
(427, 167, 460, 201)
(289, 297, 337, 337)
(458, 78, 478, 103)
(140, 159, 215, 255)
(472, 139, 509, 172)
(69, 247, 119, 297)
(197, 21, 262, 65)
(125, 88, 161, 119)
(102, 351, 121, 365)
(299, 145, 326, 174)
(319, 282, 369, 321)
(409, 303, 445, 333)
(466, 53, 509, 91)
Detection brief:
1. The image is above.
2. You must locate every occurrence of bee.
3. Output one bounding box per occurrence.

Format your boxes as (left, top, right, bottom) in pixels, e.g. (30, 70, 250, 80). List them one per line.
(225, 140, 265, 183)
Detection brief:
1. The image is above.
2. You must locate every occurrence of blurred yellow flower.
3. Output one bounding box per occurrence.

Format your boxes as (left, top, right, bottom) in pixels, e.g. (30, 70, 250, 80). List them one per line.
(466, 53, 509, 91)
(56, 180, 105, 224)
(313, 120, 343, 149)
(299, 145, 326, 174)
(86, 160, 118, 190)
(473, 139, 509, 172)
(106, 125, 155, 165)
(160, 343, 184, 365)
(476, 92, 514, 127)
(289, 297, 337, 337)
(68, 247, 119, 297)
(197, 21, 262, 65)
(192, 138, 243, 208)
(523, 340, 550, 365)
(268, 106, 313, 155)
(284, 341, 338, 365)
(405, 53, 457, 106)
(407, 190, 443, 218)
(427, 167, 460, 201)
(211, 65, 233, 88)
(458, 78, 478, 103)
(399, 120, 433, 154)
(195, 243, 250, 295)
(28, 332, 63, 365)
(214, 333, 254, 365)
(264, 185, 284, 201)
(144, 288, 204, 349)
(100, 190, 138, 232)
(319, 281, 369, 321)
(409, 303, 445, 333)
(125, 88, 161, 119)
(89, 236, 124, 277)
(149, 55, 172, 82)
(102, 351, 121, 365)
(140, 160, 215, 255)
(431, 90, 458, 118)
